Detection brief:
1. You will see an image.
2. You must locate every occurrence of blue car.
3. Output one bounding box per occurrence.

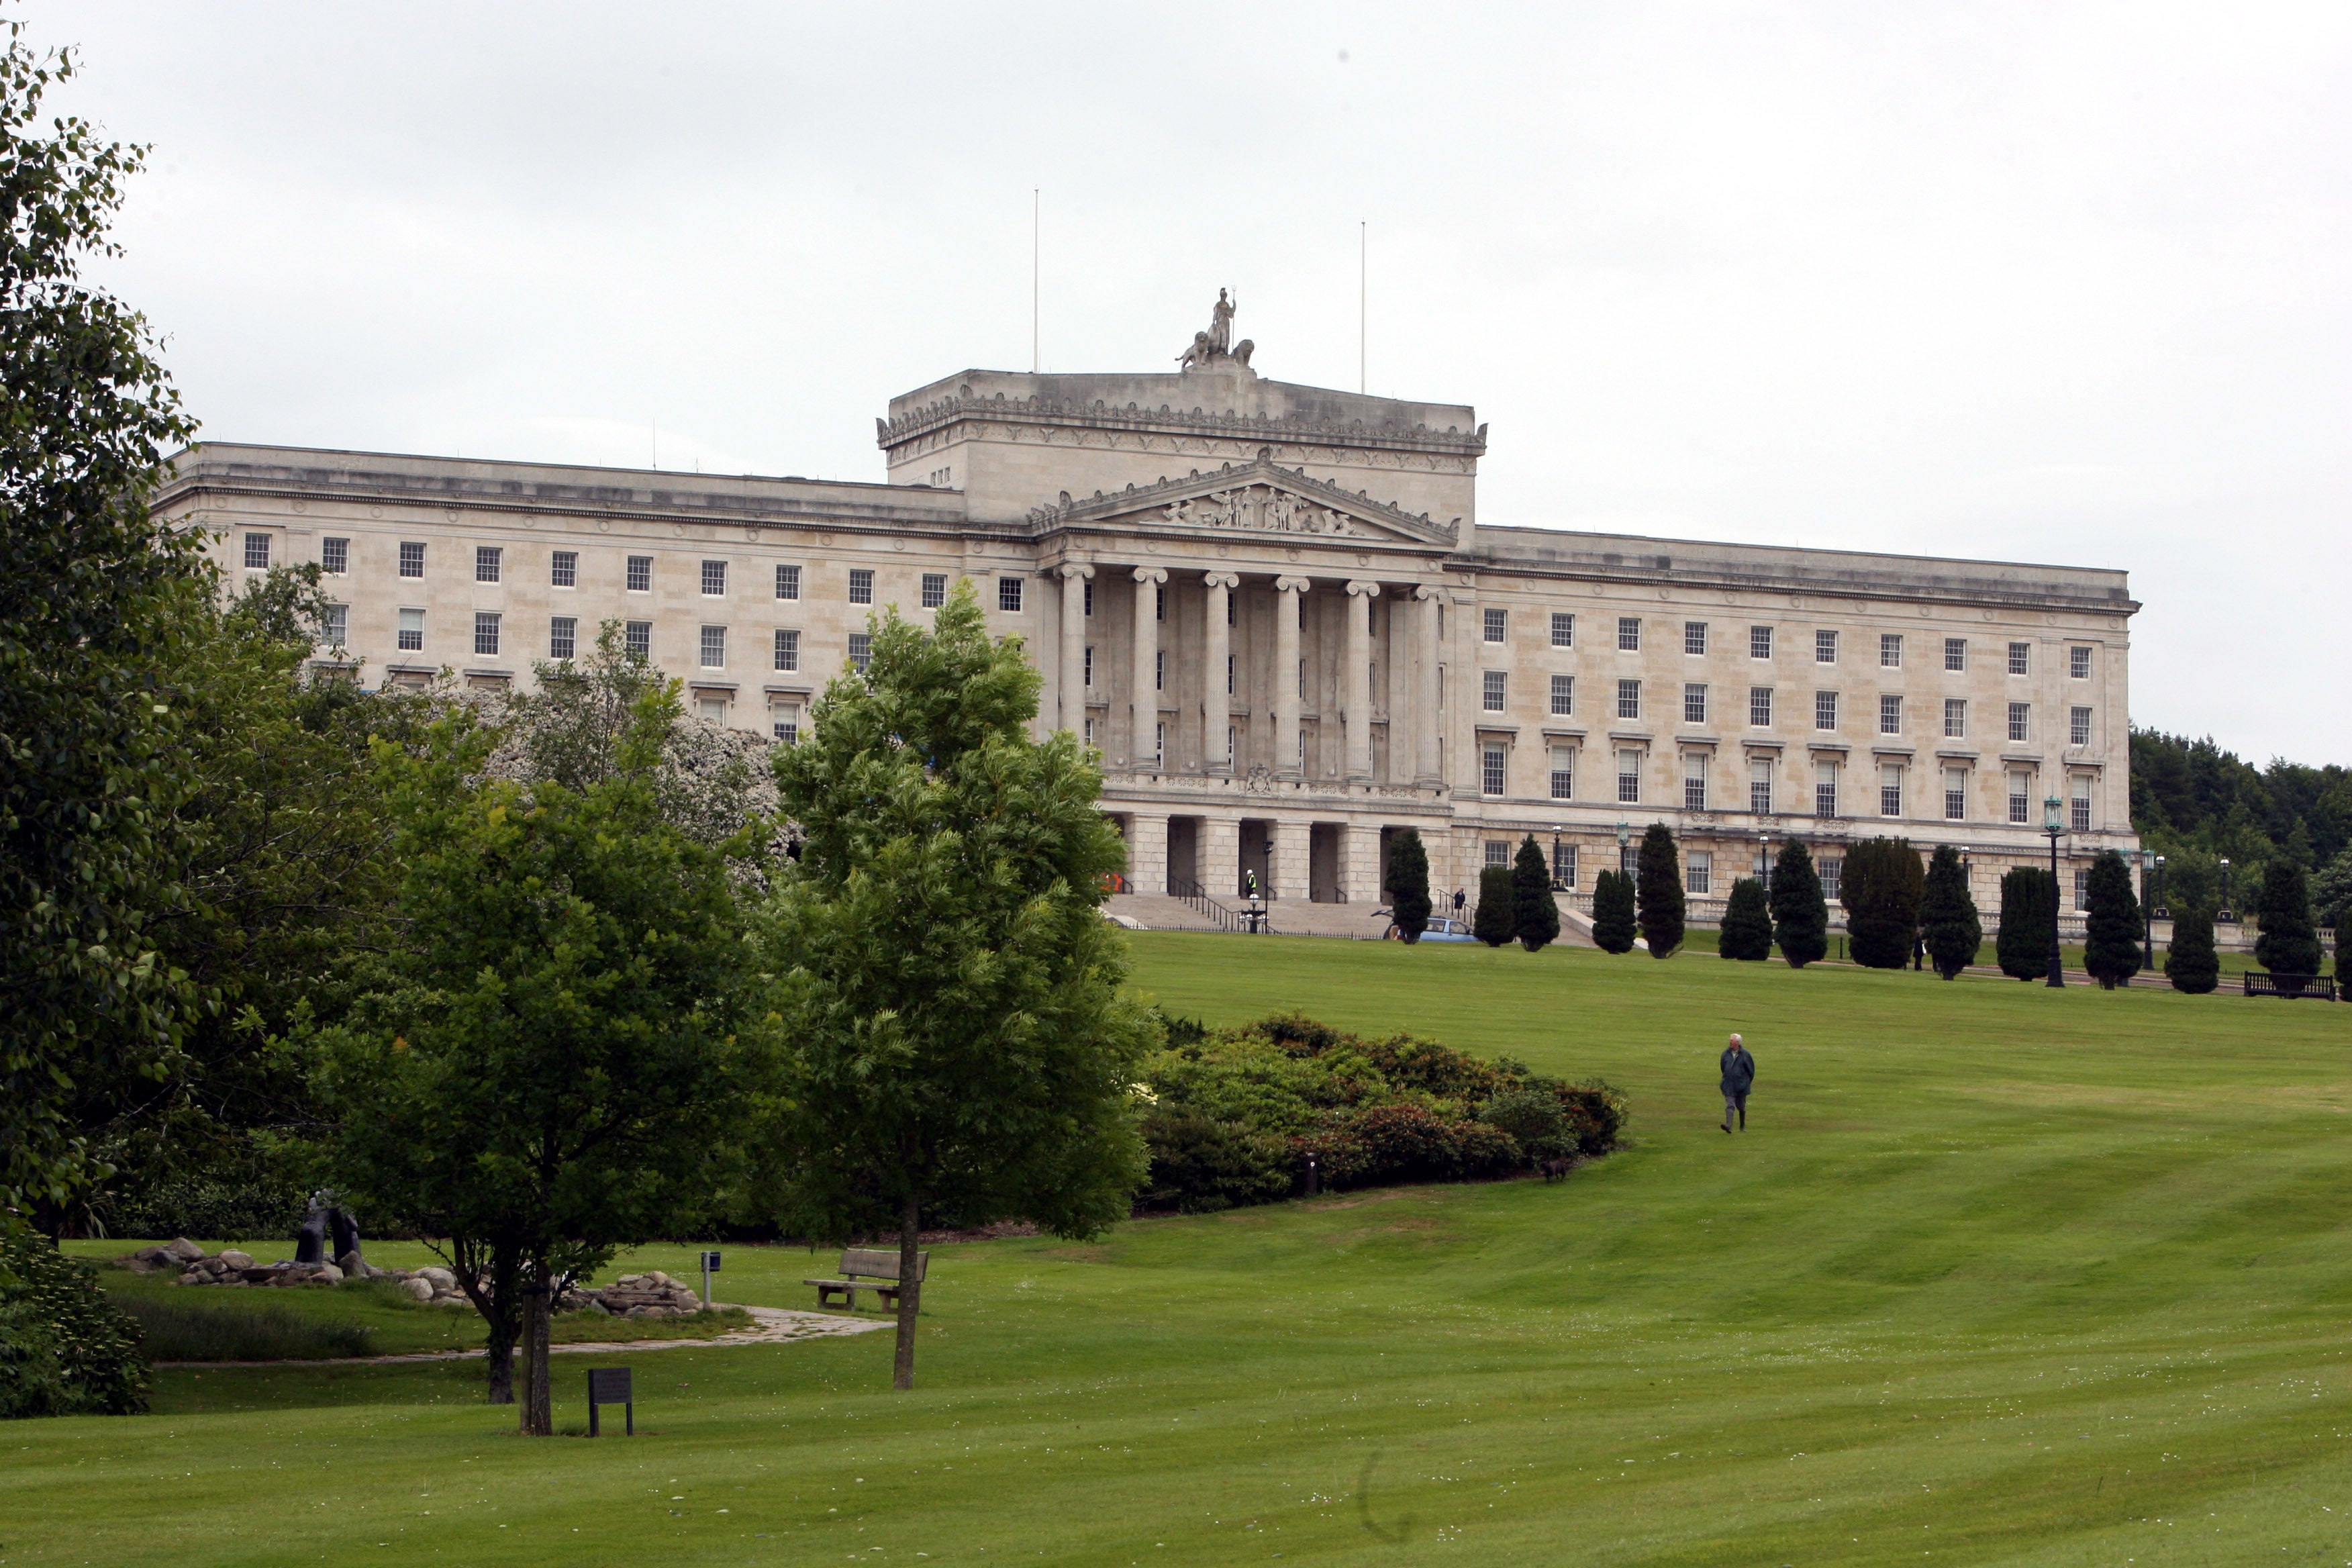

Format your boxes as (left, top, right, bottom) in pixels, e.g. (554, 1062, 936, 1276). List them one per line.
(1375, 910, 1477, 942)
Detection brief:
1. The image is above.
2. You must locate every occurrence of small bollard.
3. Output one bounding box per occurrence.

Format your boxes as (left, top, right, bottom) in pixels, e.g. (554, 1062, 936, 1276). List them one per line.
(699, 1248, 721, 1308)
(1304, 1153, 1319, 1196)
(587, 1366, 633, 1436)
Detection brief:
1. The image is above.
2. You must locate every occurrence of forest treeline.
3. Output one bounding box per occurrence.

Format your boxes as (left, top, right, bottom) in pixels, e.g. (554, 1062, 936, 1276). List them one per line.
(2128, 729, 2352, 927)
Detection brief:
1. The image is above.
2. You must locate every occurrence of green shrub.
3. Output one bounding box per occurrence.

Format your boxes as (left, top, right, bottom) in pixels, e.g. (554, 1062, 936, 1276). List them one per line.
(1997, 867, 2057, 981)
(1558, 1080, 1630, 1156)
(1636, 824, 1684, 958)
(1512, 836, 1559, 952)
(1479, 1085, 1568, 1161)
(1450, 1120, 1526, 1180)
(1919, 845, 1982, 979)
(1591, 869, 1638, 954)
(2083, 849, 2143, 989)
(1718, 877, 1773, 961)
(1137, 1109, 1295, 1214)
(105, 1173, 311, 1243)
(2255, 860, 2322, 979)
(1384, 828, 1432, 942)
(1767, 840, 1828, 968)
(114, 1296, 377, 1362)
(0, 1226, 148, 1418)
(1344, 1104, 1466, 1183)
(1843, 837, 1924, 970)
(2165, 907, 2220, 994)
(1473, 865, 1514, 946)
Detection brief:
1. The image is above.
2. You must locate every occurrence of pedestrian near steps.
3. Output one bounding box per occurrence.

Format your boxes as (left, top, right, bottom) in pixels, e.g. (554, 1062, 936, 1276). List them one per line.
(1719, 1033, 1755, 1133)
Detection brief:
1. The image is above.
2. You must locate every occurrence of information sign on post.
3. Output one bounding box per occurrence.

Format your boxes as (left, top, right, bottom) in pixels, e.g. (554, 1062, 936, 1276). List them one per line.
(587, 1366, 633, 1437)
(699, 1248, 721, 1308)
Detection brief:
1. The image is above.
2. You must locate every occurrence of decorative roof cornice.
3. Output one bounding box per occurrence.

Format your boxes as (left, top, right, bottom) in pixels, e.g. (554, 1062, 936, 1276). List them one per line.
(1022, 452, 1459, 547)
(877, 389, 1487, 458)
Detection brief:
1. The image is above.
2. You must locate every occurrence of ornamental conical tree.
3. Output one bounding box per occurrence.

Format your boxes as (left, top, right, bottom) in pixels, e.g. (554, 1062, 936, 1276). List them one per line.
(1767, 840, 1827, 968)
(1512, 835, 1560, 952)
(1383, 828, 1431, 943)
(2254, 859, 2322, 979)
(2081, 849, 2143, 989)
(1918, 844, 1982, 979)
(1842, 838, 1924, 970)
(2165, 905, 2220, 994)
(1718, 877, 1773, 961)
(1635, 824, 1685, 959)
(1591, 869, 1638, 954)
(1473, 864, 1515, 946)
(1996, 867, 2055, 981)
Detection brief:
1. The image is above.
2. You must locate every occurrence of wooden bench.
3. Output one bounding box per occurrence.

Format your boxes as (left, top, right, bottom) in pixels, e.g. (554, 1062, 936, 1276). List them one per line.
(803, 1247, 928, 1312)
(2243, 971, 2337, 1000)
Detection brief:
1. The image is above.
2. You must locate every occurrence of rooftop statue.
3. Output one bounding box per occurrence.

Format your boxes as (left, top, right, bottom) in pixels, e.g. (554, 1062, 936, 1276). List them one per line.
(1177, 289, 1254, 373)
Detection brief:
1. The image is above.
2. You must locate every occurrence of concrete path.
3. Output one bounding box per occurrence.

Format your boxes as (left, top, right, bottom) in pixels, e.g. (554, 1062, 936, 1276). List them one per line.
(152, 1304, 888, 1369)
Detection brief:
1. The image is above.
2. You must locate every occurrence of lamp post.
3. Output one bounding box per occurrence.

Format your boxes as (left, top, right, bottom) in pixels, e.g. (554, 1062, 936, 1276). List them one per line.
(1551, 824, 1565, 891)
(1616, 819, 1630, 877)
(2137, 848, 2155, 958)
(2043, 795, 2067, 988)
(2218, 858, 2234, 924)
(2153, 854, 2167, 919)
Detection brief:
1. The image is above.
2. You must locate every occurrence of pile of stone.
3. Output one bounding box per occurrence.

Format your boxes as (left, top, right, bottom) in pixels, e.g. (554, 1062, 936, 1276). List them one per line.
(118, 1238, 474, 1305)
(571, 1271, 707, 1319)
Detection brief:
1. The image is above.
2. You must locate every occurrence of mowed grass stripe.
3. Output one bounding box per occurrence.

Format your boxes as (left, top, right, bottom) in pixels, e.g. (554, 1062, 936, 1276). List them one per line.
(20, 929, 2352, 1566)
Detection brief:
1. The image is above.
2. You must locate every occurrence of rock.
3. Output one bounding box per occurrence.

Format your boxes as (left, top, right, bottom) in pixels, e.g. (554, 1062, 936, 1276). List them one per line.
(177, 1269, 204, 1286)
(315, 1263, 344, 1284)
(399, 1277, 434, 1302)
(415, 1266, 457, 1290)
(642, 1270, 673, 1287)
(336, 1250, 370, 1279)
(434, 1295, 471, 1309)
(240, 1267, 279, 1284)
(165, 1237, 205, 1261)
(217, 1250, 254, 1271)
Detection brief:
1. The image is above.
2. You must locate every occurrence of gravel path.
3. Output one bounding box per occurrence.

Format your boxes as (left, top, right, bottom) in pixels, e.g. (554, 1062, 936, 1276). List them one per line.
(152, 1304, 889, 1369)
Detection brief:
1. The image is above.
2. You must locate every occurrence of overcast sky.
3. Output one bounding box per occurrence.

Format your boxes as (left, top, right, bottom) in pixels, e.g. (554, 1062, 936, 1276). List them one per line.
(38, 3, 2352, 765)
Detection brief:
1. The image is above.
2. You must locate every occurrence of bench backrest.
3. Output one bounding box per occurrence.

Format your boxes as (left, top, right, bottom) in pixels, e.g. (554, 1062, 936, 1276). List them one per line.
(838, 1247, 928, 1282)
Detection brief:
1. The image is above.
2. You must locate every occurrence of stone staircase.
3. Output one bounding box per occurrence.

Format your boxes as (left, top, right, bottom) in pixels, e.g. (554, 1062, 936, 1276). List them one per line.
(1106, 891, 1594, 944)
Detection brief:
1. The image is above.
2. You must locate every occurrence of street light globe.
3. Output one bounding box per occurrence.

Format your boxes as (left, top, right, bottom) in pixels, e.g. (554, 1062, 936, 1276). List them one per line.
(2042, 795, 2064, 832)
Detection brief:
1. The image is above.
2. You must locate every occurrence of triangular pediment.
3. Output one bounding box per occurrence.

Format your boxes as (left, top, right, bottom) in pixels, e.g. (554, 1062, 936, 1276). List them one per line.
(1024, 454, 1459, 548)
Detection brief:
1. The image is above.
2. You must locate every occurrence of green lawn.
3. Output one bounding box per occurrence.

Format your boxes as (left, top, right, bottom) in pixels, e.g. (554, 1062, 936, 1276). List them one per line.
(16, 932, 2352, 1567)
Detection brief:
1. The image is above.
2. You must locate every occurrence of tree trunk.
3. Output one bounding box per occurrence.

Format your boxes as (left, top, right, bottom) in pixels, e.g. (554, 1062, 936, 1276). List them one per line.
(892, 1191, 922, 1391)
(484, 1246, 520, 1404)
(519, 1265, 553, 1436)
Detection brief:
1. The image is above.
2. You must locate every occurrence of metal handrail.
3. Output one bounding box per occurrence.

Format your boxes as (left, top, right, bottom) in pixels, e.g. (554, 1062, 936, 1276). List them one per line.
(1167, 880, 1262, 934)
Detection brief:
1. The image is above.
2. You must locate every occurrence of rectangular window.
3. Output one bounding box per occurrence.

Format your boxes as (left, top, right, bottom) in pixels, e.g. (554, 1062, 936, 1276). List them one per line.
(699, 626, 726, 669)
(2069, 645, 2093, 680)
(1815, 629, 1837, 665)
(2071, 782, 2092, 833)
(1483, 607, 1506, 643)
(848, 632, 873, 673)
(773, 629, 799, 671)
(1879, 632, 1902, 669)
(1085, 646, 1095, 687)
(1226, 654, 1235, 695)
(1482, 669, 1506, 712)
(1818, 856, 1843, 903)
(1814, 690, 1838, 730)
(624, 620, 651, 658)
(1085, 579, 1095, 617)
(324, 603, 348, 645)
(1553, 842, 1577, 888)
(2008, 702, 2030, 743)
(1880, 763, 1902, 817)
(997, 577, 1023, 613)
(1683, 683, 1707, 725)
(1085, 718, 1096, 748)
(1616, 679, 1640, 720)
(1944, 636, 1965, 673)
(1481, 743, 1506, 798)
(397, 607, 424, 651)
(1620, 845, 1639, 877)
(1686, 851, 1711, 896)
(1750, 625, 1773, 660)
(1550, 673, 1574, 716)
(1684, 621, 1708, 656)
(321, 536, 348, 575)
(2007, 771, 2031, 824)
(1616, 748, 1642, 805)
(473, 611, 500, 657)
(701, 560, 726, 596)
(771, 703, 800, 746)
(475, 546, 501, 584)
(921, 573, 946, 609)
(627, 555, 652, 593)
(244, 532, 272, 569)
(1879, 695, 1902, 735)
(1944, 697, 1967, 738)
(1225, 590, 1234, 626)
(1550, 612, 1574, 648)
(1749, 686, 1772, 726)
(849, 569, 874, 605)
(1683, 755, 1707, 812)
(549, 616, 577, 661)
(1944, 765, 1967, 822)
(1749, 756, 1773, 815)
(1155, 722, 1166, 767)
(1549, 744, 1574, 801)
(2073, 868, 2090, 910)
(1157, 586, 1166, 623)
(2071, 705, 2093, 746)
(2007, 641, 2030, 676)
(1816, 761, 1839, 818)
(550, 550, 577, 587)
(1156, 649, 1165, 691)
(1617, 616, 1641, 652)
(774, 563, 801, 600)
(1485, 840, 1512, 869)
(399, 541, 426, 579)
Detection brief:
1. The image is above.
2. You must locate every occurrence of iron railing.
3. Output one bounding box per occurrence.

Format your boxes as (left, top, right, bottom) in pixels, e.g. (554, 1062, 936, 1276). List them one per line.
(1167, 880, 1265, 935)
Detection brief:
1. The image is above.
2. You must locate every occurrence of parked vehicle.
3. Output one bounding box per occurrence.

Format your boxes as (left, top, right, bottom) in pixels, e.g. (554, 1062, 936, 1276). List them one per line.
(1375, 908, 1477, 943)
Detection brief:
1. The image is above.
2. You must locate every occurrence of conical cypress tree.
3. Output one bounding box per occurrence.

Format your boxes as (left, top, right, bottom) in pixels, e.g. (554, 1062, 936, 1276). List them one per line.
(1718, 877, 1773, 960)
(2254, 859, 2322, 978)
(2082, 849, 2143, 989)
(1635, 823, 1684, 959)
(1512, 835, 1560, 952)
(1918, 844, 1982, 979)
(1996, 867, 2055, 981)
(1473, 864, 1515, 946)
(1591, 869, 1638, 954)
(1383, 828, 1431, 943)
(1844, 837, 1924, 970)
(2165, 905, 2220, 994)
(1767, 839, 1828, 969)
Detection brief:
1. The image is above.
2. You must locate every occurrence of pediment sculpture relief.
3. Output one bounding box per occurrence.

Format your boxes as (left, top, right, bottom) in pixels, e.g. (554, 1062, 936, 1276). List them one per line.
(1161, 483, 1362, 538)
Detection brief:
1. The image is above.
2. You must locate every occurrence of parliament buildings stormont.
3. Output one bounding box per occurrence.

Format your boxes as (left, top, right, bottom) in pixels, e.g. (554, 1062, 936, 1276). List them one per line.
(154, 304, 2139, 916)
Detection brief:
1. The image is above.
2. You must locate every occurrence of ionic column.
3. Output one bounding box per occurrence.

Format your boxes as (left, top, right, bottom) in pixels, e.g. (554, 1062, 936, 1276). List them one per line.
(1273, 575, 1310, 779)
(1057, 564, 1091, 736)
(1202, 571, 1238, 773)
(1344, 581, 1381, 784)
(1132, 566, 1167, 769)
(1414, 584, 1444, 785)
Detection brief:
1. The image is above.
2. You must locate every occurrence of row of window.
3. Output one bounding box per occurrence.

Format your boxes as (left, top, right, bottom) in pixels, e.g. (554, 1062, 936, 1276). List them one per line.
(1475, 608, 2098, 679)
(387, 611, 876, 675)
(1475, 673, 2096, 745)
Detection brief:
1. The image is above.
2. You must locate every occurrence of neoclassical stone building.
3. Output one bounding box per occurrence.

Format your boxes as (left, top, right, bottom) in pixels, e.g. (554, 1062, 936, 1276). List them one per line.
(155, 306, 2139, 910)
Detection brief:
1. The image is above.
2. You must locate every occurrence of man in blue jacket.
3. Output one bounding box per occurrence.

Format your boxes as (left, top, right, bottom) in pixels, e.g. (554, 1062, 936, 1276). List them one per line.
(1719, 1033, 1755, 1133)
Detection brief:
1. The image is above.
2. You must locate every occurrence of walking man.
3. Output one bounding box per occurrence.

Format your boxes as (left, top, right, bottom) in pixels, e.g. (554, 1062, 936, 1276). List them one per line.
(1719, 1032, 1755, 1133)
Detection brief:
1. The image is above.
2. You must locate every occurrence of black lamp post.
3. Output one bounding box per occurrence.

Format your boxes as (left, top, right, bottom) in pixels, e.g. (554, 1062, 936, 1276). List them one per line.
(2137, 848, 2155, 957)
(1616, 819, 1630, 875)
(2218, 858, 2234, 924)
(2043, 795, 2066, 988)
(2153, 853, 2167, 920)
(1551, 823, 1565, 891)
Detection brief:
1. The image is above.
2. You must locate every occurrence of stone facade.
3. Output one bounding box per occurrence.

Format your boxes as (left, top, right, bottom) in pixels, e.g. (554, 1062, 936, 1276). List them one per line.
(153, 327, 2139, 911)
